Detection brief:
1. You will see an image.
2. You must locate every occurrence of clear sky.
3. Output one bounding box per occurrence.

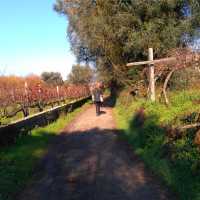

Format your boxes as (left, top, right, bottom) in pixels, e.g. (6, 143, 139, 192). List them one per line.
(0, 0, 76, 80)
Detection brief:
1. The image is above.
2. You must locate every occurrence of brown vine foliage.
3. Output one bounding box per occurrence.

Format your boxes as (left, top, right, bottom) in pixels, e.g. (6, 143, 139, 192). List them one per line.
(0, 75, 90, 119)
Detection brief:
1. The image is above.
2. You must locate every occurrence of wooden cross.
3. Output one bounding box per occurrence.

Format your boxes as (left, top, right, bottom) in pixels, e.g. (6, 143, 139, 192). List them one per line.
(126, 48, 176, 102)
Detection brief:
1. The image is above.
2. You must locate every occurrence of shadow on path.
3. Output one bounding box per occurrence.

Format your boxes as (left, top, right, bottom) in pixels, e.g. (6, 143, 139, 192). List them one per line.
(18, 128, 174, 200)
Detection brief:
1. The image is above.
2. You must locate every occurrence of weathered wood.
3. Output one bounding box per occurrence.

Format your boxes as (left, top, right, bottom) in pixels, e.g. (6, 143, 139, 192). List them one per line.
(148, 48, 155, 102)
(163, 69, 176, 105)
(179, 123, 200, 130)
(126, 57, 176, 67)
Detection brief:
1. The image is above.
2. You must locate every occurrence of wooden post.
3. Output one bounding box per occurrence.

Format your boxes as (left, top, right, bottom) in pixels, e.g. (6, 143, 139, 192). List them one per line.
(24, 82, 29, 117)
(24, 82, 28, 96)
(56, 86, 59, 99)
(56, 86, 60, 105)
(148, 48, 155, 101)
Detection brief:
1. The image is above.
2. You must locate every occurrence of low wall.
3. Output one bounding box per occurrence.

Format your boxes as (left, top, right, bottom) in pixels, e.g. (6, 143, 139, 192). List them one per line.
(0, 96, 91, 146)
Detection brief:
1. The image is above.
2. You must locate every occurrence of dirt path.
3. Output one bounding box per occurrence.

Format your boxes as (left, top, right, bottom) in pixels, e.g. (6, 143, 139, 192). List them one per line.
(19, 103, 174, 200)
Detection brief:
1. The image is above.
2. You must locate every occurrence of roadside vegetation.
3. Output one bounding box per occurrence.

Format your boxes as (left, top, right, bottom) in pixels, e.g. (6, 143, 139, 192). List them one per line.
(0, 102, 90, 200)
(114, 89, 200, 200)
(0, 102, 68, 125)
(0, 75, 90, 126)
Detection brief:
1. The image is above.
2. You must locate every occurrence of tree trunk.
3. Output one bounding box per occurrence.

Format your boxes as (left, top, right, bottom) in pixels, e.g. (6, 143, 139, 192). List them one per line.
(163, 69, 176, 105)
(37, 101, 44, 112)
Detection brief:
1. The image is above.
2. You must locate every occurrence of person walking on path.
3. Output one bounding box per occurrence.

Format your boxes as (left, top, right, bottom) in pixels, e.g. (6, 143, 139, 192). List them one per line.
(91, 82, 103, 116)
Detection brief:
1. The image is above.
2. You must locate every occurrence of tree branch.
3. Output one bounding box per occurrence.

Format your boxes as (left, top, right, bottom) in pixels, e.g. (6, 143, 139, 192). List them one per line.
(163, 69, 176, 105)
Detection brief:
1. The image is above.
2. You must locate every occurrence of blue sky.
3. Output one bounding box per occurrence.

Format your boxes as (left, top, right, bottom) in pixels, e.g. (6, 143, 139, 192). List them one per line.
(0, 0, 76, 80)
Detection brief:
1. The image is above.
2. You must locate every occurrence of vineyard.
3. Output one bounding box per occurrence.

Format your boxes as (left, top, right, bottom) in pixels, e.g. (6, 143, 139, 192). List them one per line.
(2, 1, 200, 200)
(0, 75, 90, 125)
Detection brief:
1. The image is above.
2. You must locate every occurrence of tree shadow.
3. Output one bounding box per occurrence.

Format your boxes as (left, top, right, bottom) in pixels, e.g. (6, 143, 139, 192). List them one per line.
(17, 127, 174, 200)
(127, 109, 200, 200)
(128, 109, 166, 148)
(102, 95, 117, 108)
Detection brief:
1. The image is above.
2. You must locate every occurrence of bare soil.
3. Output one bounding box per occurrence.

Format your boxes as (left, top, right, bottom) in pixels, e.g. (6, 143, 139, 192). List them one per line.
(18, 103, 175, 200)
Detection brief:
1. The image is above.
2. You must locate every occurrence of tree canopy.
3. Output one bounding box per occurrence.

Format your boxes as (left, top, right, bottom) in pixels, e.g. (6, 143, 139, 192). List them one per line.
(54, 0, 200, 86)
(67, 64, 94, 85)
(41, 72, 63, 86)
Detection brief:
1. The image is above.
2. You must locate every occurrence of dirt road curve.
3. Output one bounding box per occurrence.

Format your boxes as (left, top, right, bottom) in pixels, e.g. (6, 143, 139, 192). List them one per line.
(19, 103, 174, 200)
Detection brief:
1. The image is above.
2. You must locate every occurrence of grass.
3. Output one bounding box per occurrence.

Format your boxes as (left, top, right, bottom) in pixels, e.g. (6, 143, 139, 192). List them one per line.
(0, 101, 90, 200)
(114, 89, 200, 200)
(0, 100, 72, 125)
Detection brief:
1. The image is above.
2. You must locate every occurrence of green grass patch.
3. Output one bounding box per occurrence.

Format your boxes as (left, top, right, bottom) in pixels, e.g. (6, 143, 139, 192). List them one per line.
(0, 102, 90, 200)
(114, 90, 200, 200)
(0, 100, 72, 125)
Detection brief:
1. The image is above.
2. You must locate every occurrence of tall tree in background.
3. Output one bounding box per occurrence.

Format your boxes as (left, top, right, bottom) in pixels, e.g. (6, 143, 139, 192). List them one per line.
(67, 64, 94, 85)
(41, 72, 63, 86)
(54, 0, 200, 87)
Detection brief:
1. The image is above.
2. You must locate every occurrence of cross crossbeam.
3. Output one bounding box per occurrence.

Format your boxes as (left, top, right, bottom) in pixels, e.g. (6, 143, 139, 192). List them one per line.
(126, 48, 157, 101)
(126, 57, 176, 67)
(127, 48, 200, 102)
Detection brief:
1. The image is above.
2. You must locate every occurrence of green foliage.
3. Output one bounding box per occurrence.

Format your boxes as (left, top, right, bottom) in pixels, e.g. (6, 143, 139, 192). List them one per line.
(114, 89, 200, 200)
(67, 64, 94, 85)
(55, 0, 200, 86)
(41, 72, 63, 86)
(0, 103, 89, 200)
